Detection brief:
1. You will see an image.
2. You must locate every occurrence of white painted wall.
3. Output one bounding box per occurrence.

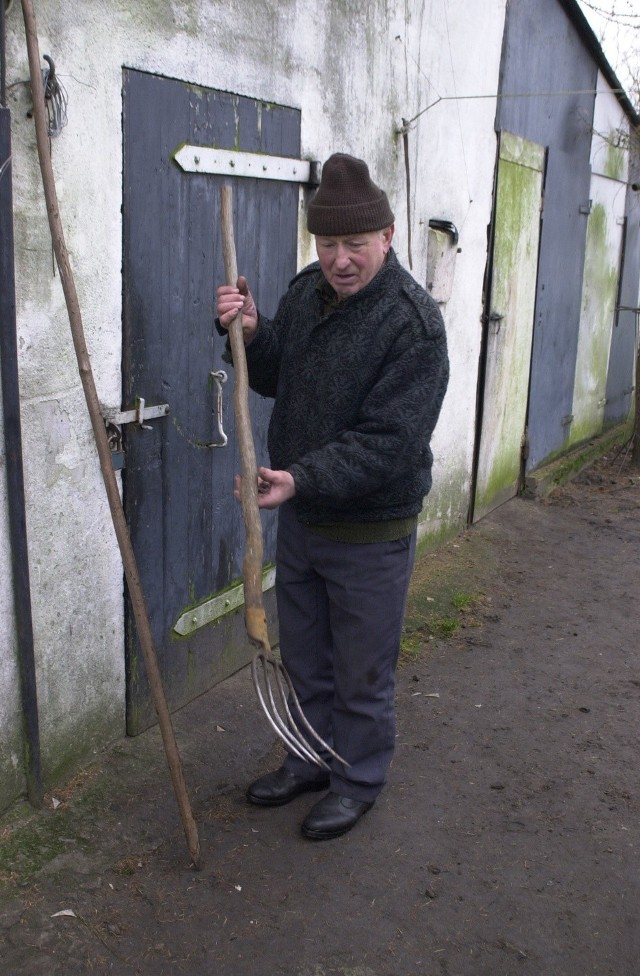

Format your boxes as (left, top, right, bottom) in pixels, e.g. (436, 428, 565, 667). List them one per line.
(1, 0, 507, 806)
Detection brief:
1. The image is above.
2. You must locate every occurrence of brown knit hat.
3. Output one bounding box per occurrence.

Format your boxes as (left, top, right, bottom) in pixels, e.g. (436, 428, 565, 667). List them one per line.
(307, 153, 395, 236)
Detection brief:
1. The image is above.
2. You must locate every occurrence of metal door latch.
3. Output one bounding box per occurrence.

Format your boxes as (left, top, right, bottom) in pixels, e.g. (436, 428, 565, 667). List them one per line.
(209, 370, 228, 447)
(103, 398, 170, 429)
(102, 398, 169, 468)
(483, 310, 504, 334)
(489, 311, 504, 334)
(105, 421, 125, 470)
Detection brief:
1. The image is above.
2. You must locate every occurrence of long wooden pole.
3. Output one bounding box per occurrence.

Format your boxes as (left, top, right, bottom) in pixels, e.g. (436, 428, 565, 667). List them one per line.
(20, 0, 200, 868)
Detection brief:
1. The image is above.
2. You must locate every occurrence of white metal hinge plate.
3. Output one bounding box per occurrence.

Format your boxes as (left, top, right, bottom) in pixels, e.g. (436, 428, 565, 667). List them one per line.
(173, 145, 314, 183)
(173, 566, 276, 636)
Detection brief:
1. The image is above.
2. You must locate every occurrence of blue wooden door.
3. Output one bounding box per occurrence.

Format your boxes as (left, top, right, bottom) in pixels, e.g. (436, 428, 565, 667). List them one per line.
(122, 70, 300, 733)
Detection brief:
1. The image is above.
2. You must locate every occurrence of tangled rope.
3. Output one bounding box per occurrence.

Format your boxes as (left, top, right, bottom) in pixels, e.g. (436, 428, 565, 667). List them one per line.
(42, 54, 67, 137)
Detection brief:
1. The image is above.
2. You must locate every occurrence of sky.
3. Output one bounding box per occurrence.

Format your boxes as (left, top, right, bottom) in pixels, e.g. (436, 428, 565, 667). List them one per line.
(576, 0, 640, 95)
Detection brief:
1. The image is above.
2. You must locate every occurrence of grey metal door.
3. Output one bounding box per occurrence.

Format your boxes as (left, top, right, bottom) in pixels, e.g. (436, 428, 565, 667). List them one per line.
(122, 70, 300, 733)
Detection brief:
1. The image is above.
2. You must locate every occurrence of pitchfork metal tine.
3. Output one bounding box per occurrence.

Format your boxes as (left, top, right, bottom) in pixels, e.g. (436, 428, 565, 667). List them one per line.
(251, 654, 325, 767)
(267, 658, 351, 766)
(276, 663, 352, 766)
(251, 652, 351, 769)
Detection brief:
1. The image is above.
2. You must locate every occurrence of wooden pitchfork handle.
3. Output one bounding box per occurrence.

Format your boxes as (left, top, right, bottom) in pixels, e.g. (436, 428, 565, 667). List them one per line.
(218, 189, 350, 771)
(219, 187, 272, 656)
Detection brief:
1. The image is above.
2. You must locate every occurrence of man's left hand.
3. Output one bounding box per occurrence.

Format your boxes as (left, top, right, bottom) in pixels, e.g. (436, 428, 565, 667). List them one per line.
(234, 467, 296, 509)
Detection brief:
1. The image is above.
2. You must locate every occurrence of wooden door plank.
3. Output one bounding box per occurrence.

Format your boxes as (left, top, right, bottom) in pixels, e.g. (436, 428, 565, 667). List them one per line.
(473, 132, 545, 522)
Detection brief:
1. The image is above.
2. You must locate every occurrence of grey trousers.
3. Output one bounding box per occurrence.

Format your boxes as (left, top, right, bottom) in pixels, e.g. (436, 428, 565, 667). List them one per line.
(276, 502, 417, 803)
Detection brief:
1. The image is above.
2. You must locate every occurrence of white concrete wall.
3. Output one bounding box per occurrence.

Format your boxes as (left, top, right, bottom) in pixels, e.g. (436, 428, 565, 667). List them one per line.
(1, 0, 507, 805)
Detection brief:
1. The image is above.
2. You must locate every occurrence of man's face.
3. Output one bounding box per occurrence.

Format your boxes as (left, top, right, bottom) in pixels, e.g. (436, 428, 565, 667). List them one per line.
(315, 226, 394, 298)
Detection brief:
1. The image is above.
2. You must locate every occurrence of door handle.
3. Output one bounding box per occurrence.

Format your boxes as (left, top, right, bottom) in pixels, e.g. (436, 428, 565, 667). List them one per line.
(209, 370, 228, 447)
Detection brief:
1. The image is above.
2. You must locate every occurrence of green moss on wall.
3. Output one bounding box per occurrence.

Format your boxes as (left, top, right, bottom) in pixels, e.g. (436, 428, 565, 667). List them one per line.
(0, 742, 26, 817)
(604, 135, 625, 181)
(473, 447, 519, 520)
(37, 702, 123, 799)
(416, 472, 472, 553)
(526, 421, 632, 495)
(569, 201, 618, 447)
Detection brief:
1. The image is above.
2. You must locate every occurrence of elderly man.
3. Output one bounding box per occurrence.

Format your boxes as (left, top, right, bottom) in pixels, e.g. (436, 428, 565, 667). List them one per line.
(216, 153, 449, 840)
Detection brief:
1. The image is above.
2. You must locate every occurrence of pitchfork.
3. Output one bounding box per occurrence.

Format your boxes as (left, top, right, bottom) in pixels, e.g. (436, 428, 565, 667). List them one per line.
(219, 186, 348, 770)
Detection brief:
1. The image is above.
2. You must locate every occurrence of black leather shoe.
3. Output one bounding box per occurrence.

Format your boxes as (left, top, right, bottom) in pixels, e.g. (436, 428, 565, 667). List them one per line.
(247, 767, 330, 807)
(301, 791, 374, 840)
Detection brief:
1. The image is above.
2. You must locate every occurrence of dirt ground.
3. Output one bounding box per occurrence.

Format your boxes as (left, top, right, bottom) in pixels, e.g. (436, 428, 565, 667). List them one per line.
(1, 450, 639, 976)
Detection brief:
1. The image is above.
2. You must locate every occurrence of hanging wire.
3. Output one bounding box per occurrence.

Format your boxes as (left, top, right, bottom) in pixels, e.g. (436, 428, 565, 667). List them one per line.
(41, 55, 67, 138)
(398, 88, 629, 133)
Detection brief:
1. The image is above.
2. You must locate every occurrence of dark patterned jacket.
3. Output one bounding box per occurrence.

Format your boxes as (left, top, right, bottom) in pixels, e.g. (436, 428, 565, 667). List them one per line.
(243, 249, 449, 525)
